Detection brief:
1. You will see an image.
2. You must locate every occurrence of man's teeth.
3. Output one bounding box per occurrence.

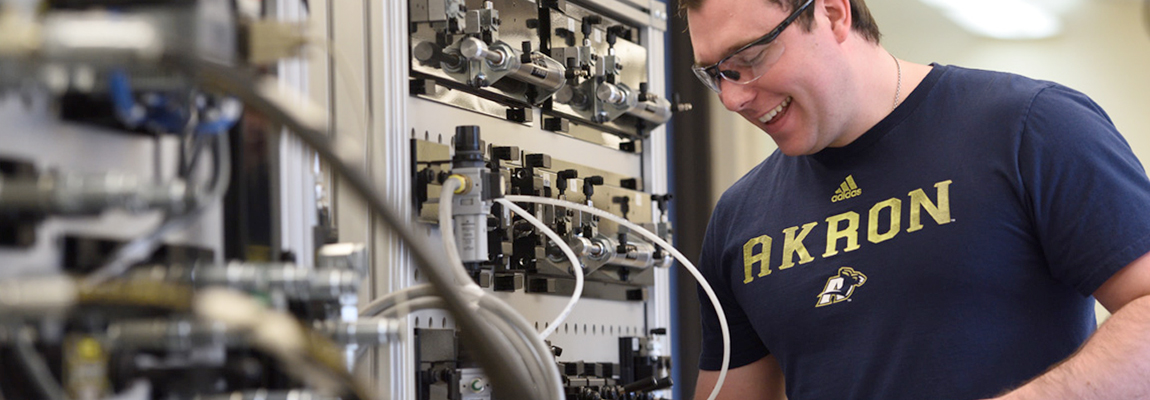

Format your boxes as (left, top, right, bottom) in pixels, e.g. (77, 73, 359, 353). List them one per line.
(759, 96, 792, 124)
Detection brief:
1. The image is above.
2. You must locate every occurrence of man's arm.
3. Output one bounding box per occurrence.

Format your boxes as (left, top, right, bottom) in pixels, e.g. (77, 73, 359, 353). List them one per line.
(994, 250, 1150, 399)
(694, 354, 786, 400)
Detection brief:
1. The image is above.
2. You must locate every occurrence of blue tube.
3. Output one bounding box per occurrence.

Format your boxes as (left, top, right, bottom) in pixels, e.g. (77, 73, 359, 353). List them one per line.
(108, 70, 144, 128)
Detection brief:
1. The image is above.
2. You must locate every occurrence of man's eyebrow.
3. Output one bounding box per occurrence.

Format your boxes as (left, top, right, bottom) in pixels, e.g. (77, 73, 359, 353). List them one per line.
(696, 34, 764, 67)
(722, 38, 754, 57)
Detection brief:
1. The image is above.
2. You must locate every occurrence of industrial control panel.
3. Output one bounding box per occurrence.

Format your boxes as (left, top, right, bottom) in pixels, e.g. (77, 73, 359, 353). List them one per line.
(394, 0, 680, 398)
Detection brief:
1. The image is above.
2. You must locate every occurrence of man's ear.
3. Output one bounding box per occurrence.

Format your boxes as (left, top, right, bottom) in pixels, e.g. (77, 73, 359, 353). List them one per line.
(822, 0, 853, 43)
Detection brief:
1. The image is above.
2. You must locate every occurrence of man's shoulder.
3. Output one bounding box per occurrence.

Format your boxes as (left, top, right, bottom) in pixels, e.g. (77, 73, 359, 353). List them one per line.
(935, 64, 1109, 133)
(929, 63, 1062, 104)
(917, 64, 1079, 135)
(933, 64, 1060, 104)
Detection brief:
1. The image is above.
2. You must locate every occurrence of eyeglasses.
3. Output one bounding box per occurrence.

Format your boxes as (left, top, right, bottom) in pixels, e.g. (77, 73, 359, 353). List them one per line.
(692, 0, 814, 94)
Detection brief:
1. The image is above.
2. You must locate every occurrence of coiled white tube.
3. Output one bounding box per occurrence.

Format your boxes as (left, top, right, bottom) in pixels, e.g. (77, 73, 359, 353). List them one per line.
(495, 198, 584, 339)
(504, 195, 731, 400)
(438, 179, 564, 398)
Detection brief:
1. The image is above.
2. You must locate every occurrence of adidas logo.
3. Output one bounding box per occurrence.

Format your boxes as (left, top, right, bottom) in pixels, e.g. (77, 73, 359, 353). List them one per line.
(831, 175, 862, 203)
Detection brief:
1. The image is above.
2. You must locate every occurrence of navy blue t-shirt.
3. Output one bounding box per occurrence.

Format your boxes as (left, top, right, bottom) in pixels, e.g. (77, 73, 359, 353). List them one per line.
(697, 64, 1150, 399)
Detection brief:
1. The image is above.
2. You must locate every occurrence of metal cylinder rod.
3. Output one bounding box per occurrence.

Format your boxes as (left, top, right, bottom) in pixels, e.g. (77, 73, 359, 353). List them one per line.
(628, 98, 674, 125)
(596, 82, 628, 105)
(413, 41, 463, 67)
(457, 37, 566, 92)
(459, 37, 504, 64)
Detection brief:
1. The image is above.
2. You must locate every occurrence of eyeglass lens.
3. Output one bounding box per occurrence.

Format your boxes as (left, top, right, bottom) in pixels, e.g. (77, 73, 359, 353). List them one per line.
(720, 41, 785, 84)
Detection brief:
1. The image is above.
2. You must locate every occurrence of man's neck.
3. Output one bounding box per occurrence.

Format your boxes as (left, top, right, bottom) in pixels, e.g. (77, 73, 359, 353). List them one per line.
(828, 44, 932, 149)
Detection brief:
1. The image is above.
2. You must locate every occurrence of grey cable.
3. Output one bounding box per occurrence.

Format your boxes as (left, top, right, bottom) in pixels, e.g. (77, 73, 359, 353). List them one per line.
(358, 284, 436, 317)
(360, 283, 561, 396)
(478, 294, 564, 399)
(83, 132, 231, 288)
(373, 294, 554, 399)
(504, 194, 732, 400)
(12, 328, 70, 400)
(365, 185, 559, 397)
(365, 288, 556, 398)
(181, 132, 209, 179)
(374, 295, 443, 317)
(494, 198, 583, 339)
(436, 179, 560, 397)
(176, 57, 541, 399)
(178, 99, 203, 179)
(464, 305, 551, 399)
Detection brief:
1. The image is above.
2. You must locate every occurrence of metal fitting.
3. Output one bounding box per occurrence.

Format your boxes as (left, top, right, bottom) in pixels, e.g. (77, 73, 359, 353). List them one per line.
(195, 390, 339, 400)
(107, 318, 240, 351)
(316, 318, 401, 346)
(0, 172, 190, 216)
(193, 263, 360, 301)
(317, 243, 369, 274)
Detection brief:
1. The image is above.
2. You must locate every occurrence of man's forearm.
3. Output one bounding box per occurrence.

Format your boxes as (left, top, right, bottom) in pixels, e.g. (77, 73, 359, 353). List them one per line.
(996, 295, 1150, 399)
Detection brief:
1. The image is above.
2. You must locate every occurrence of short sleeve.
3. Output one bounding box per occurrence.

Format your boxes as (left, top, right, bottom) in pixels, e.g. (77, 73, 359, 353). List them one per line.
(697, 200, 771, 371)
(1017, 85, 1150, 296)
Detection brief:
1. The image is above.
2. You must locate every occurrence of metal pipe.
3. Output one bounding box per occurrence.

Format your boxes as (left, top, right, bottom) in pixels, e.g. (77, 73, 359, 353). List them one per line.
(107, 319, 241, 351)
(193, 263, 359, 301)
(128, 262, 359, 302)
(0, 173, 188, 215)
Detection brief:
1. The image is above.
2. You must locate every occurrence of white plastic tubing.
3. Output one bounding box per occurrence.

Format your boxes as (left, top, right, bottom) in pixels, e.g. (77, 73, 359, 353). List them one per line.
(437, 178, 567, 398)
(437, 177, 588, 341)
(493, 198, 584, 339)
(503, 195, 731, 400)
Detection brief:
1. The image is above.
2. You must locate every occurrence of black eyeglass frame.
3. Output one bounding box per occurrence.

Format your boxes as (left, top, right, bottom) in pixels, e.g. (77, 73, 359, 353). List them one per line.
(693, 0, 816, 93)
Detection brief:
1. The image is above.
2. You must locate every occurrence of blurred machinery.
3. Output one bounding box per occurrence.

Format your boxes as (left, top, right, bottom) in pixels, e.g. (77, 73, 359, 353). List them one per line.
(0, 0, 685, 398)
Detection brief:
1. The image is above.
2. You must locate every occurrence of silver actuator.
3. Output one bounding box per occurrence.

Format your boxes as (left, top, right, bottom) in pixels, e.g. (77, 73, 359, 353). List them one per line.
(595, 81, 674, 125)
(458, 36, 566, 95)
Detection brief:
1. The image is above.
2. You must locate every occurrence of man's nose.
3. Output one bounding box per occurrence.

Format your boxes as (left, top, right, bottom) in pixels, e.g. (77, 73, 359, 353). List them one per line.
(718, 81, 755, 112)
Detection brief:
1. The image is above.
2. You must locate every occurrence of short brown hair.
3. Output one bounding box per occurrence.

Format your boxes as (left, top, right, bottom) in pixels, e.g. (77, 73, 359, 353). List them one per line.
(678, 0, 882, 44)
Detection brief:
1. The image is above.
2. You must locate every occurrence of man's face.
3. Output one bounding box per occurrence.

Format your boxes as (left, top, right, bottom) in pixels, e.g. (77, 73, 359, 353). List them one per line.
(688, 0, 850, 156)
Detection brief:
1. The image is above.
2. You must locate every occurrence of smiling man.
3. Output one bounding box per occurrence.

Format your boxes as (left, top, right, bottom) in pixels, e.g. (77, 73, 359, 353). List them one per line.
(683, 0, 1150, 399)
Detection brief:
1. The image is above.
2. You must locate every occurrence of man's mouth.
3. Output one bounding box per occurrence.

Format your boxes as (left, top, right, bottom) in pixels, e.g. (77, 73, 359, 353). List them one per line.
(758, 96, 793, 124)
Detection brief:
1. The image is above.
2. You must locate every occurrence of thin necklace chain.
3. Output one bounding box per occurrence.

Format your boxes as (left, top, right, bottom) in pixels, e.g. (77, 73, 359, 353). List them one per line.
(891, 52, 902, 110)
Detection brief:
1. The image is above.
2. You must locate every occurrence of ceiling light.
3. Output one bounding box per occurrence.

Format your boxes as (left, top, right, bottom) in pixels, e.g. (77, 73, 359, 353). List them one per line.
(921, 0, 1063, 40)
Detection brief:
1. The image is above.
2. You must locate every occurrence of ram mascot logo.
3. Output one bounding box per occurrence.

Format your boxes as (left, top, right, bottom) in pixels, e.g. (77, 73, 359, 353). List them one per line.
(816, 267, 868, 307)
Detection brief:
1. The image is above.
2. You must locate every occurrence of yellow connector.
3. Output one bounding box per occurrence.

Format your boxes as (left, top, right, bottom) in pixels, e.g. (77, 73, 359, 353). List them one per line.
(446, 174, 470, 194)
